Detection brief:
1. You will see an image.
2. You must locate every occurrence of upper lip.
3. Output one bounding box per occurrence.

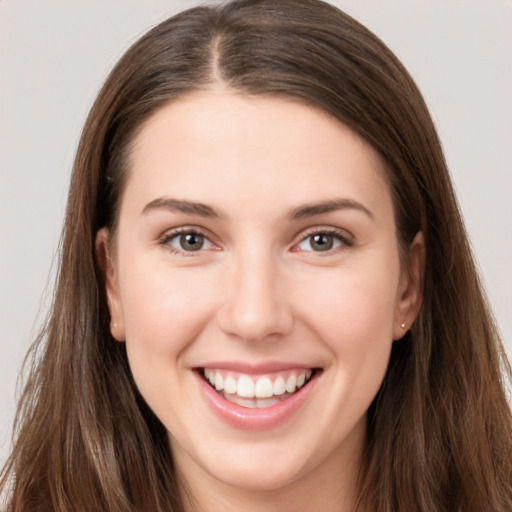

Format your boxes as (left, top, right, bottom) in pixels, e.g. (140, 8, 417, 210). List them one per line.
(196, 361, 319, 374)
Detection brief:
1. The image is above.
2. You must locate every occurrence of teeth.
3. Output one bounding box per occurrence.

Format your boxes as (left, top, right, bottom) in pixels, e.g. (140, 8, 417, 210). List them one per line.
(214, 373, 224, 391)
(223, 393, 286, 409)
(257, 396, 282, 408)
(255, 377, 273, 398)
(224, 376, 237, 394)
(273, 376, 286, 396)
(224, 395, 258, 408)
(237, 376, 255, 398)
(285, 374, 297, 393)
(203, 368, 314, 401)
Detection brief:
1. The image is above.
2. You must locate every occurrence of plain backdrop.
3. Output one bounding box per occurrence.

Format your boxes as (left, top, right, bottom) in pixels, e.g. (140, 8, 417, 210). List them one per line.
(1, 0, 511, 466)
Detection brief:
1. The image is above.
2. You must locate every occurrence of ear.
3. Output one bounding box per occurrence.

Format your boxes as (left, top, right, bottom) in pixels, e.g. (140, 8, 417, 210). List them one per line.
(95, 228, 125, 342)
(393, 231, 425, 340)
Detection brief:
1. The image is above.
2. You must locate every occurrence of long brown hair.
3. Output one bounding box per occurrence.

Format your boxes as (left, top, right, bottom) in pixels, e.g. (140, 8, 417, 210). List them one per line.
(2, 1, 511, 510)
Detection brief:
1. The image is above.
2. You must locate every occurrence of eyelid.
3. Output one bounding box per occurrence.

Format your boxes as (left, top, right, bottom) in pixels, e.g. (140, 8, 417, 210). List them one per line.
(157, 224, 353, 255)
(158, 226, 220, 255)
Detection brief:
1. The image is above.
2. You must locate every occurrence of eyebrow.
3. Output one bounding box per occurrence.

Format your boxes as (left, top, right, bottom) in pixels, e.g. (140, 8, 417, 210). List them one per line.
(288, 198, 374, 221)
(141, 197, 221, 218)
(141, 196, 374, 221)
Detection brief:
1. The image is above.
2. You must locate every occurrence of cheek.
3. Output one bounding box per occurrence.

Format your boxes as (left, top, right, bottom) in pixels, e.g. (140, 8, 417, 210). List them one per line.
(295, 258, 400, 443)
(307, 270, 397, 336)
(116, 254, 220, 382)
(297, 255, 400, 372)
(116, 255, 222, 422)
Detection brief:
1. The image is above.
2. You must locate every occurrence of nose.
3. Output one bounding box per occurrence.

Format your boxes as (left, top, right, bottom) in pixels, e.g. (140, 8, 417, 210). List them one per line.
(217, 252, 294, 343)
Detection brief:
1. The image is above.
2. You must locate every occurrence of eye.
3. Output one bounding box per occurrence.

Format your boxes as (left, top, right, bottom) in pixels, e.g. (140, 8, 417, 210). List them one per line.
(163, 230, 215, 253)
(295, 230, 351, 252)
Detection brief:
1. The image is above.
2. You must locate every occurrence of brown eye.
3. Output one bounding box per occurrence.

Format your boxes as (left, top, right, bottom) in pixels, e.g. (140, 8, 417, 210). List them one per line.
(310, 233, 333, 251)
(296, 231, 346, 252)
(179, 233, 204, 251)
(165, 231, 214, 253)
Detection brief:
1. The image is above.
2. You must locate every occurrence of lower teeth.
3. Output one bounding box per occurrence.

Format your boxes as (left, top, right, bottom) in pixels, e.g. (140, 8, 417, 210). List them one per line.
(222, 391, 293, 409)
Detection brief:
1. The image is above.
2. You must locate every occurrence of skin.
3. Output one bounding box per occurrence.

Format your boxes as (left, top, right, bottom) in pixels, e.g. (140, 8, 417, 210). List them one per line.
(97, 90, 424, 512)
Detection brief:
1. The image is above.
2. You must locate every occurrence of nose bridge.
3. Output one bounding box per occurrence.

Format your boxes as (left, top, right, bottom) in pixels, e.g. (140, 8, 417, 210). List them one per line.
(218, 244, 293, 342)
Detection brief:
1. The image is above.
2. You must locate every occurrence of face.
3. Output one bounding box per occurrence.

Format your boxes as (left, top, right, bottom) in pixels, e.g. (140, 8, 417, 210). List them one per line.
(98, 91, 423, 499)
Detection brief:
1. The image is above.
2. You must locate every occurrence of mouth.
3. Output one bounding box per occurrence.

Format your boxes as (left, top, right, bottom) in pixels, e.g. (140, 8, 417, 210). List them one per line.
(199, 367, 319, 409)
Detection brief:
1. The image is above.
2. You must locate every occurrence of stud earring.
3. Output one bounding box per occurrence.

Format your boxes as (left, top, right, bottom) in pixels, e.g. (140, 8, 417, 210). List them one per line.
(400, 322, 406, 329)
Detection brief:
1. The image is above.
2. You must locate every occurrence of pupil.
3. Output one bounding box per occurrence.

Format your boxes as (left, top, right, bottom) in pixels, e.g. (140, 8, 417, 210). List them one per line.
(181, 233, 204, 251)
(312, 233, 333, 251)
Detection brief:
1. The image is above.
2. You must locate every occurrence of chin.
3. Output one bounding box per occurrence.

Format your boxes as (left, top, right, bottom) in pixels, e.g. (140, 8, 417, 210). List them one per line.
(208, 458, 308, 493)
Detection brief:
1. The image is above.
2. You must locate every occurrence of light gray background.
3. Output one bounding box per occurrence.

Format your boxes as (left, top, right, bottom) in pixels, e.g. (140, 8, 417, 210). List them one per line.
(1, 1, 511, 466)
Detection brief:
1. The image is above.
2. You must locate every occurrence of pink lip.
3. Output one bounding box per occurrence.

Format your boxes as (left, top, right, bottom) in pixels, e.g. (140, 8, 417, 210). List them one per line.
(195, 368, 319, 431)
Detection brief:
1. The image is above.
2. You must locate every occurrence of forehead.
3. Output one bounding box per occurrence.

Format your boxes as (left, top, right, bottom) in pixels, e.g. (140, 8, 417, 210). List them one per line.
(122, 90, 393, 224)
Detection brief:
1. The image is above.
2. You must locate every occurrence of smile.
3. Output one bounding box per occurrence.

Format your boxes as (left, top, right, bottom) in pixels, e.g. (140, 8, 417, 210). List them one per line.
(196, 365, 320, 430)
(202, 368, 314, 408)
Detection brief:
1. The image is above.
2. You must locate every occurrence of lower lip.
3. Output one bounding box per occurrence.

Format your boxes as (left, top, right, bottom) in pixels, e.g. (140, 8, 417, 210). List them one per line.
(195, 371, 318, 431)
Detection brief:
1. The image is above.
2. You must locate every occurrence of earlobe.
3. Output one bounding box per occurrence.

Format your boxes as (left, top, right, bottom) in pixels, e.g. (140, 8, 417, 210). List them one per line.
(393, 232, 425, 340)
(95, 228, 125, 342)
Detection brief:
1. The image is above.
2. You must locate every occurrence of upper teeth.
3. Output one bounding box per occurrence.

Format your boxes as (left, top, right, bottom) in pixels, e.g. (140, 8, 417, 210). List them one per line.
(203, 369, 313, 398)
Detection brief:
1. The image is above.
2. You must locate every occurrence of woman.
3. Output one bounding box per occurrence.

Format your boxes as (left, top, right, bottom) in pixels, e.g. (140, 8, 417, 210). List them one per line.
(1, 0, 511, 510)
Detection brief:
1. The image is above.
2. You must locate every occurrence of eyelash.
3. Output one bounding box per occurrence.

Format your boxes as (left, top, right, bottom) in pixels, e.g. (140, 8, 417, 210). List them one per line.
(158, 226, 354, 256)
(294, 227, 354, 254)
(159, 227, 216, 256)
